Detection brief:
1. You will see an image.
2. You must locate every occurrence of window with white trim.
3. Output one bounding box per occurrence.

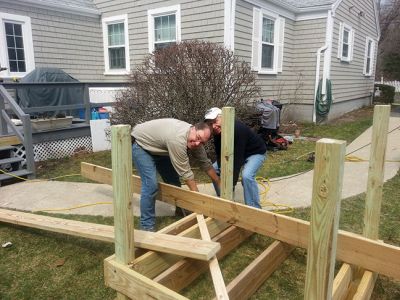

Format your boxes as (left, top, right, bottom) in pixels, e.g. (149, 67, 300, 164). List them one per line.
(0, 13, 35, 78)
(251, 8, 285, 74)
(102, 15, 130, 75)
(148, 5, 181, 54)
(338, 22, 354, 62)
(363, 37, 375, 76)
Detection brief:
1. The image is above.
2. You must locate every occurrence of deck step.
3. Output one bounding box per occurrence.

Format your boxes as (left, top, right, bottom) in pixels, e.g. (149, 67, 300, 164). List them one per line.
(0, 145, 16, 152)
(0, 157, 24, 165)
(0, 169, 32, 181)
(0, 135, 21, 147)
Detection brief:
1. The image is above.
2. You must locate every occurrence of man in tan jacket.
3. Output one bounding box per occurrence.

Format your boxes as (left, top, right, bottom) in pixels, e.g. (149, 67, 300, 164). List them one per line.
(132, 118, 220, 231)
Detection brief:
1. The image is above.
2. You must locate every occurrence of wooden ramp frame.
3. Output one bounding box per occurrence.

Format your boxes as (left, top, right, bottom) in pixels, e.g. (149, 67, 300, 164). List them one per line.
(1, 106, 398, 299)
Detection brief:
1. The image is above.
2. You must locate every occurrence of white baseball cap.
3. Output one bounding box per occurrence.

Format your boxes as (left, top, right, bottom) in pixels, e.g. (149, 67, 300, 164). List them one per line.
(204, 107, 222, 120)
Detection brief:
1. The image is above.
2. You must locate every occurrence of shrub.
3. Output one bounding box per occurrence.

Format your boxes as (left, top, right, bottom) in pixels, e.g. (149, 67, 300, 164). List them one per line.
(111, 41, 260, 127)
(374, 84, 395, 104)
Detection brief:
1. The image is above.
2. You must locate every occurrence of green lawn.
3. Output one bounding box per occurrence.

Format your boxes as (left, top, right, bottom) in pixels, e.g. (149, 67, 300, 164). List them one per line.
(1, 106, 399, 299)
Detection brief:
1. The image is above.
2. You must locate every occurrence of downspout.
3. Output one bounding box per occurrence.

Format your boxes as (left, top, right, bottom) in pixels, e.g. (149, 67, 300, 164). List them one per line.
(313, 10, 333, 123)
(224, 0, 236, 51)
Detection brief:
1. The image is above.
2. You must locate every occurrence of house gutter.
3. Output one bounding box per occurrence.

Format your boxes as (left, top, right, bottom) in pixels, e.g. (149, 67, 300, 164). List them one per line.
(313, 9, 333, 123)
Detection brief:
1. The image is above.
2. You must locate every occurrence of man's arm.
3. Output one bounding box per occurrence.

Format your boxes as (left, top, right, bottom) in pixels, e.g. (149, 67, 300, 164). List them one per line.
(185, 178, 199, 192)
(206, 167, 221, 189)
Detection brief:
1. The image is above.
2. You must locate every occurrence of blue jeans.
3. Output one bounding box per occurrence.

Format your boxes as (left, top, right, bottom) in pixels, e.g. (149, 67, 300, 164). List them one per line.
(212, 153, 266, 209)
(132, 143, 181, 231)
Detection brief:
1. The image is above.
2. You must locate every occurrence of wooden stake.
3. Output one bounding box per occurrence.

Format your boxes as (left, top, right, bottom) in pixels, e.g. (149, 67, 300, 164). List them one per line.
(304, 138, 346, 300)
(220, 107, 235, 201)
(110, 125, 134, 300)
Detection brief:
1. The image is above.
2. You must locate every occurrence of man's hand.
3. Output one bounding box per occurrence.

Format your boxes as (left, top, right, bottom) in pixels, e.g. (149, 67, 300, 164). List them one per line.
(185, 178, 199, 192)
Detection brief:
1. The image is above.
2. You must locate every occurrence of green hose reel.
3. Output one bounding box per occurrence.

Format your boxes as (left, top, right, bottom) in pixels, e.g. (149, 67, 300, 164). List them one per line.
(315, 79, 333, 117)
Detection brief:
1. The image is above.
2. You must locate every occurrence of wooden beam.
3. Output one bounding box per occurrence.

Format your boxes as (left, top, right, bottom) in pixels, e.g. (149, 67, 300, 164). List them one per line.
(226, 241, 294, 300)
(304, 138, 346, 300)
(104, 256, 188, 300)
(220, 107, 235, 201)
(0, 135, 20, 147)
(0, 208, 219, 260)
(363, 105, 390, 240)
(154, 226, 253, 292)
(132, 218, 229, 279)
(332, 264, 352, 300)
(196, 214, 229, 300)
(111, 125, 134, 265)
(80, 163, 400, 280)
(352, 272, 377, 300)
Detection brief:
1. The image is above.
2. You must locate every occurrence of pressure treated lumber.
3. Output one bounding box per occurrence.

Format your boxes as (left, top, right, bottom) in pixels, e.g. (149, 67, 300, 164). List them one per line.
(0, 208, 220, 260)
(334, 106, 390, 299)
(111, 125, 134, 264)
(225, 241, 294, 300)
(363, 105, 390, 240)
(154, 226, 253, 291)
(352, 272, 377, 300)
(304, 138, 346, 300)
(220, 107, 235, 201)
(332, 264, 352, 300)
(132, 218, 229, 278)
(104, 256, 188, 300)
(196, 214, 229, 300)
(80, 163, 400, 280)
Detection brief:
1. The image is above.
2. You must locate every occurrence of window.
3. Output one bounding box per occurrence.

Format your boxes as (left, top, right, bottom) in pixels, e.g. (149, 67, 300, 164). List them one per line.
(0, 13, 35, 78)
(338, 22, 354, 62)
(102, 15, 130, 75)
(363, 37, 375, 76)
(148, 5, 181, 53)
(251, 8, 285, 74)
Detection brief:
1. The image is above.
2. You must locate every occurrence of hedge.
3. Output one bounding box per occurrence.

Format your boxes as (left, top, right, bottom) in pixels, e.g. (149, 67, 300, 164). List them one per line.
(374, 84, 395, 104)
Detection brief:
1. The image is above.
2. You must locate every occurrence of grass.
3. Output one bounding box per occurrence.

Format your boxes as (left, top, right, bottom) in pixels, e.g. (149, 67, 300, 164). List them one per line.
(1, 106, 399, 299)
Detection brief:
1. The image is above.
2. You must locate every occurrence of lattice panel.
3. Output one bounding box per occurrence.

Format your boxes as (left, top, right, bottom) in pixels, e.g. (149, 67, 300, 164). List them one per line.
(33, 136, 92, 161)
(10, 136, 93, 163)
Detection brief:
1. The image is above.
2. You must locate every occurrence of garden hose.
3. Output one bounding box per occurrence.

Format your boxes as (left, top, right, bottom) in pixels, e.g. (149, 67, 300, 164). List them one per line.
(316, 79, 333, 117)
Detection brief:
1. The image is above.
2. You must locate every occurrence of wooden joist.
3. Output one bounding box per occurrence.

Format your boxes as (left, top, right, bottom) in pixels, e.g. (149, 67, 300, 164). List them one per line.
(81, 163, 400, 280)
(0, 208, 220, 261)
(332, 264, 352, 300)
(104, 256, 188, 300)
(225, 241, 294, 300)
(154, 226, 253, 292)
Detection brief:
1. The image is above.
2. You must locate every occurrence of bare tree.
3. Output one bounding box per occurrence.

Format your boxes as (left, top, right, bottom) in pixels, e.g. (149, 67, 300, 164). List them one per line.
(376, 0, 400, 79)
(112, 41, 261, 127)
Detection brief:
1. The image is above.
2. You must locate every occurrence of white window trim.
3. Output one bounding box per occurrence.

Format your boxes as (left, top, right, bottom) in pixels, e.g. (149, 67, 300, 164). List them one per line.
(102, 14, 130, 75)
(147, 5, 181, 54)
(0, 12, 35, 78)
(363, 37, 375, 77)
(251, 7, 284, 75)
(337, 22, 354, 62)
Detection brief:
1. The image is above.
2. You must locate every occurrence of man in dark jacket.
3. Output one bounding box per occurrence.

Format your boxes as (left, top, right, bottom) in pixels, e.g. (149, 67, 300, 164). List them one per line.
(204, 108, 267, 208)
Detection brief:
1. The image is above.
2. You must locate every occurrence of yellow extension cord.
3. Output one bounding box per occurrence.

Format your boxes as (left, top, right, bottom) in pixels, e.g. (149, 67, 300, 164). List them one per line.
(1, 152, 399, 214)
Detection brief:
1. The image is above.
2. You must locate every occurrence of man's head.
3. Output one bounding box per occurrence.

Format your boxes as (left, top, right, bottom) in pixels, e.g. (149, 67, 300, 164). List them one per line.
(187, 122, 211, 149)
(204, 107, 222, 135)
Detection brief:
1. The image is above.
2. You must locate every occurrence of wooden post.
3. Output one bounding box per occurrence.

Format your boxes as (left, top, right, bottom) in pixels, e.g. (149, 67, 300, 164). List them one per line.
(220, 107, 235, 201)
(111, 125, 134, 300)
(304, 138, 346, 300)
(363, 105, 390, 240)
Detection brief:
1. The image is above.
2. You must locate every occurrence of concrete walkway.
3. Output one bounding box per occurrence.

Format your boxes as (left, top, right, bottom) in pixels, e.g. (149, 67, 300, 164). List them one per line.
(0, 114, 399, 217)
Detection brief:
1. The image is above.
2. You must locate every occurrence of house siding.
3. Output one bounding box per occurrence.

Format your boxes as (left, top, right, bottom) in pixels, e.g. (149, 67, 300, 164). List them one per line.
(93, 0, 225, 69)
(330, 0, 379, 115)
(0, 2, 106, 81)
(235, 0, 327, 121)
